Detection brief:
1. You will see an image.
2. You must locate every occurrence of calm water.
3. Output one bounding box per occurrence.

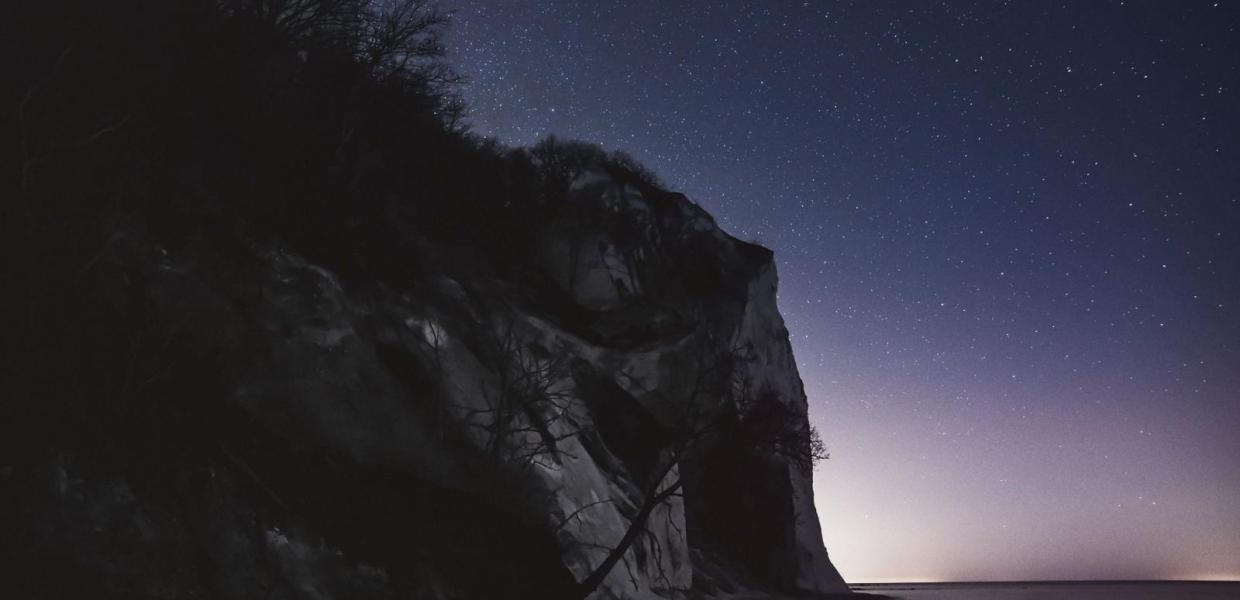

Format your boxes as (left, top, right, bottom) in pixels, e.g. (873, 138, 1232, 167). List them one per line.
(852, 581, 1240, 599)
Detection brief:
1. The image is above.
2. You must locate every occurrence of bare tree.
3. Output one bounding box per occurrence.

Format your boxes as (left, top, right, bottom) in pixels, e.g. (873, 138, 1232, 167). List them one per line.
(461, 314, 578, 474)
(217, 0, 460, 85)
(358, 0, 453, 80)
(444, 309, 827, 599)
(568, 332, 829, 600)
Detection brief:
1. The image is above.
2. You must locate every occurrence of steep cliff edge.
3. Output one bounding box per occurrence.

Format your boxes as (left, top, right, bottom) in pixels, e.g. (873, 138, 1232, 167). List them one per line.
(7, 166, 847, 599)
(5, 3, 850, 596)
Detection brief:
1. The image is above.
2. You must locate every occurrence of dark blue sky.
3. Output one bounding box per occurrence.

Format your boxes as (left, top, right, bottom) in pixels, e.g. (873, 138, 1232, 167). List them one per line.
(444, 1, 1240, 582)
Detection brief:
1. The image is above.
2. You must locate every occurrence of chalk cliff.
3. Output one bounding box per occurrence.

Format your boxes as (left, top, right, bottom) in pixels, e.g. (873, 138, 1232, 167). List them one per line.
(7, 169, 847, 599)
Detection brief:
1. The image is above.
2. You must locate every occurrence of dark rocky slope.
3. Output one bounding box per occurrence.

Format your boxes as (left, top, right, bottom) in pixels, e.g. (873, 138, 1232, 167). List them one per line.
(7, 168, 848, 599)
(4, 2, 848, 597)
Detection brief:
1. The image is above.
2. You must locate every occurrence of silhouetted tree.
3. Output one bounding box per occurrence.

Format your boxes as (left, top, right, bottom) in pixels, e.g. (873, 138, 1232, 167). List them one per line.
(568, 332, 829, 600)
(216, 0, 453, 74)
(529, 135, 663, 205)
(463, 314, 578, 474)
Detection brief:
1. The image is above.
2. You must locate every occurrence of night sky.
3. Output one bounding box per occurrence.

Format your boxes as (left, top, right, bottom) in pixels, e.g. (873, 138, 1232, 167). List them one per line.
(442, 1, 1240, 583)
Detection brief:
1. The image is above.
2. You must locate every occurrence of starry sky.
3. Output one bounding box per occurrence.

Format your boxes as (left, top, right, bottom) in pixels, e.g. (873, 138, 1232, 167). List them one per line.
(441, 0, 1240, 583)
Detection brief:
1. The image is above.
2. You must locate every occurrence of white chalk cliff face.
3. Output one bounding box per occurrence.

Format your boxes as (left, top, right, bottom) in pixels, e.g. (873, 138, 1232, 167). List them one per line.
(531, 169, 848, 596)
(10, 169, 847, 599)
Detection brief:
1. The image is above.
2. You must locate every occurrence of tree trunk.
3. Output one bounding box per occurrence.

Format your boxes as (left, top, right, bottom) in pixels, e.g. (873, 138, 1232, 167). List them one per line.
(571, 467, 682, 600)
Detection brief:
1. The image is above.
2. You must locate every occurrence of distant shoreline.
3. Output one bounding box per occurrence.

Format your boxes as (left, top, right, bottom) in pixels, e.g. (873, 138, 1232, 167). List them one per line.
(848, 581, 1240, 600)
(852, 579, 1240, 585)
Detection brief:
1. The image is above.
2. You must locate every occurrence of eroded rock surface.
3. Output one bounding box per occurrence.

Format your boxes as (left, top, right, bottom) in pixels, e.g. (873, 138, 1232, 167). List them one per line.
(7, 170, 847, 599)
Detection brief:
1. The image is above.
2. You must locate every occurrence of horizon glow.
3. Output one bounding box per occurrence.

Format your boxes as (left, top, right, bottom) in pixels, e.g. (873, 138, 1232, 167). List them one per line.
(444, 0, 1240, 583)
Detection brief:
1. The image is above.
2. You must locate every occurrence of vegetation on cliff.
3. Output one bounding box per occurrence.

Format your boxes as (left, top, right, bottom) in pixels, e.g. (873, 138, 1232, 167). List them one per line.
(4, 2, 837, 598)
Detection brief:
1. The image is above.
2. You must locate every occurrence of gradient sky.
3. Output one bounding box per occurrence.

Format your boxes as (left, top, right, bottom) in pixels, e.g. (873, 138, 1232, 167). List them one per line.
(441, 0, 1240, 583)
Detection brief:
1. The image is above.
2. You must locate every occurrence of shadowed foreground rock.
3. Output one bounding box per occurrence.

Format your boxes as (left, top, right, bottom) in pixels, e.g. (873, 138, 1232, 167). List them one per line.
(6, 170, 848, 599)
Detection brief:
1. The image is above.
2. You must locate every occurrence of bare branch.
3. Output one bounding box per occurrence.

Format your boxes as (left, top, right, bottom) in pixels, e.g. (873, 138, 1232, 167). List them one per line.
(552, 498, 620, 534)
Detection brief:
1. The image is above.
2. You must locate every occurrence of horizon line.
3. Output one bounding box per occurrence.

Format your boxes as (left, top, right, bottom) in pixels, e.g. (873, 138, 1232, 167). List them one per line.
(850, 578, 1240, 585)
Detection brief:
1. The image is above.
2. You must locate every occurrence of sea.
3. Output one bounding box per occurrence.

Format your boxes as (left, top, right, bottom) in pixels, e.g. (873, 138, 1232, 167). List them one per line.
(851, 581, 1240, 599)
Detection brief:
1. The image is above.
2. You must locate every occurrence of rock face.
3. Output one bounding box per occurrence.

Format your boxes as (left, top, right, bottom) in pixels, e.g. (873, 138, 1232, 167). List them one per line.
(6, 170, 847, 598)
